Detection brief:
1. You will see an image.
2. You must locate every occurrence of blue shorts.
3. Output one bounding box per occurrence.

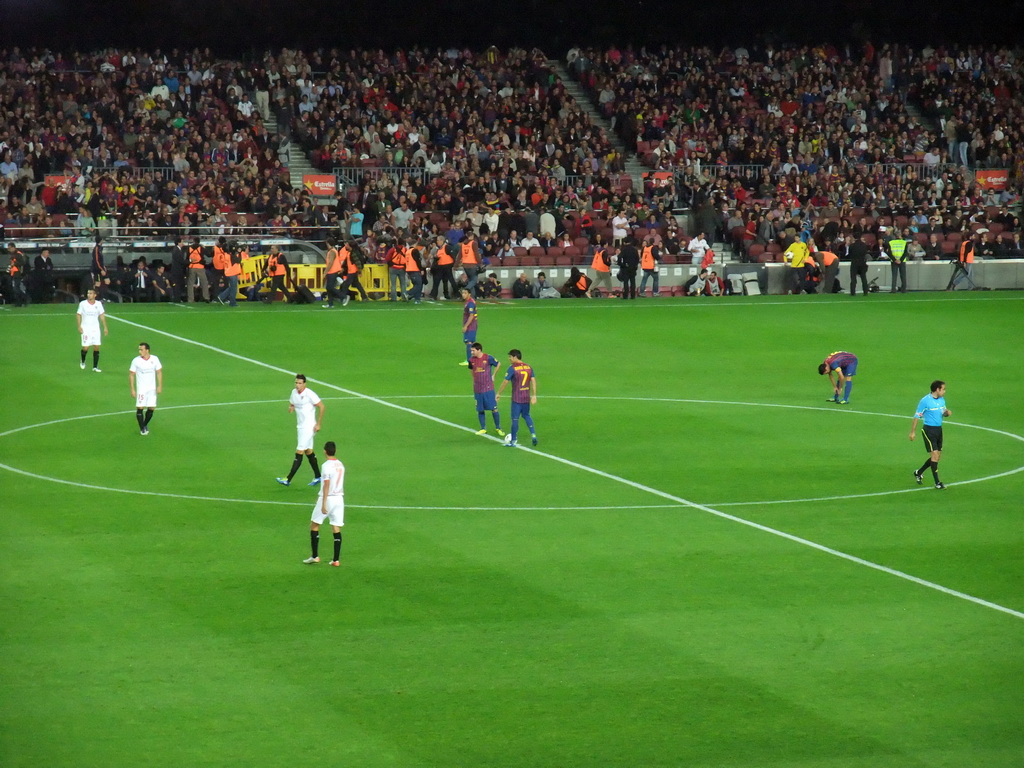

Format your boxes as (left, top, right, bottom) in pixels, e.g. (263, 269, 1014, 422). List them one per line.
(475, 391, 497, 411)
(463, 330, 477, 345)
(834, 359, 858, 376)
(511, 401, 531, 420)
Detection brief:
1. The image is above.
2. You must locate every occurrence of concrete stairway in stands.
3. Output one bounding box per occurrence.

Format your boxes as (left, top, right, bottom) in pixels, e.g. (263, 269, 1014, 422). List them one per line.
(550, 60, 647, 192)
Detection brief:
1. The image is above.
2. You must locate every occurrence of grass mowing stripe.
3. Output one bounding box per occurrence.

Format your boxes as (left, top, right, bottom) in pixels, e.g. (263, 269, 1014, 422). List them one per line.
(107, 313, 1024, 622)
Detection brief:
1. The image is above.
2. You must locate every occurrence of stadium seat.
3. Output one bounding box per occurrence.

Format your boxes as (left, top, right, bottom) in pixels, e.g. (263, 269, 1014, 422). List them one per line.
(546, 246, 563, 258)
(513, 247, 527, 259)
(528, 246, 546, 259)
(748, 243, 765, 262)
(564, 245, 581, 258)
(555, 256, 572, 266)
(501, 256, 520, 267)
(574, 237, 590, 250)
(520, 256, 538, 267)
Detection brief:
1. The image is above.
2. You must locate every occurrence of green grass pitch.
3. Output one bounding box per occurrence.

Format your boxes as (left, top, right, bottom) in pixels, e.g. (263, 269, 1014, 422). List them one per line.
(1, 292, 1022, 768)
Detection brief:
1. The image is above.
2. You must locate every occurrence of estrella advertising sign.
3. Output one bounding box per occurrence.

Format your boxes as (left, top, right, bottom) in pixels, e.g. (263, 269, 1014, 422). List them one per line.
(303, 174, 337, 196)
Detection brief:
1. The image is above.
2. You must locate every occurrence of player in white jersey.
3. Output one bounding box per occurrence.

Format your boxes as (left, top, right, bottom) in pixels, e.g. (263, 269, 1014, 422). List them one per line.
(128, 342, 163, 435)
(276, 373, 325, 487)
(76, 289, 109, 371)
(303, 440, 346, 566)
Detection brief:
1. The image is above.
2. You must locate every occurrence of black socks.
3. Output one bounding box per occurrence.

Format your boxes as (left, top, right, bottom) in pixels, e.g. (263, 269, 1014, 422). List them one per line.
(287, 454, 303, 482)
(333, 532, 342, 561)
(310, 530, 319, 558)
(918, 459, 941, 484)
(307, 452, 320, 478)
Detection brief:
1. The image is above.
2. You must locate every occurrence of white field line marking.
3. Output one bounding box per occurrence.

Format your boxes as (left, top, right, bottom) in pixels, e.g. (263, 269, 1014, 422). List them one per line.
(0, 400, 689, 512)
(100, 315, 1024, 621)
(2, 395, 1021, 510)
(3, 293, 1024, 320)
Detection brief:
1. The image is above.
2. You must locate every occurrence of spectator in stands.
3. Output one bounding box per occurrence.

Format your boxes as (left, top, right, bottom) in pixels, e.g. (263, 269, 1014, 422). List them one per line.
(533, 271, 560, 299)
(479, 272, 502, 299)
(683, 269, 709, 296)
(511, 272, 533, 299)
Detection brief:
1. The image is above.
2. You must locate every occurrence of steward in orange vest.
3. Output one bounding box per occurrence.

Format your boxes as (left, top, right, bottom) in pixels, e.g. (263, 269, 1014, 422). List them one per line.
(459, 236, 481, 297)
(337, 240, 369, 304)
(430, 235, 458, 300)
(215, 242, 245, 307)
(404, 243, 424, 303)
(186, 238, 211, 302)
(4, 244, 29, 306)
(639, 237, 661, 297)
(266, 246, 290, 302)
(589, 245, 613, 295)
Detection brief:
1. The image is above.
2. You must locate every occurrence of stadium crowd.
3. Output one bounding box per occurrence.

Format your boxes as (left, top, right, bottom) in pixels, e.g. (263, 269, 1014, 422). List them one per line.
(0, 41, 1022, 300)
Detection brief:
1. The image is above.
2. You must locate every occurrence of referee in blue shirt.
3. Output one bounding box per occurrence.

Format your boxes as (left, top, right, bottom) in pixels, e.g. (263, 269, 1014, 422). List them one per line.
(909, 380, 950, 489)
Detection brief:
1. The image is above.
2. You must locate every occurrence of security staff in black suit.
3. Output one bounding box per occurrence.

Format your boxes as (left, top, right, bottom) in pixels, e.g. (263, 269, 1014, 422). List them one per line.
(617, 235, 640, 299)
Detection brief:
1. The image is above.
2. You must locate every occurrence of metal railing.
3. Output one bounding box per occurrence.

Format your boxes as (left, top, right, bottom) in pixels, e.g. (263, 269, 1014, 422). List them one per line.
(675, 161, 992, 187)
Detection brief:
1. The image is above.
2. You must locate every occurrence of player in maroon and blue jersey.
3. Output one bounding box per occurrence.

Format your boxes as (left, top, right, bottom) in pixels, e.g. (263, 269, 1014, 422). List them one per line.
(495, 349, 538, 447)
(818, 350, 858, 404)
(469, 342, 505, 436)
(459, 287, 477, 366)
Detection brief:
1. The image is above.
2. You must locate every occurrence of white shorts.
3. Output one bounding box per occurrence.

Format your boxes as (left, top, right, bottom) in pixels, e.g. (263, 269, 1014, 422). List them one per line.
(81, 330, 102, 347)
(311, 496, 345, 527)
(296, 426, 315, 452)
(136, 391, 158, 409)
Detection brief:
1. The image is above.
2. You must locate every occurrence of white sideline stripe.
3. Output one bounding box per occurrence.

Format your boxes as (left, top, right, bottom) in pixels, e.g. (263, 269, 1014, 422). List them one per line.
(100, 314, 1024, 622)
(3, 293, 1024, 320)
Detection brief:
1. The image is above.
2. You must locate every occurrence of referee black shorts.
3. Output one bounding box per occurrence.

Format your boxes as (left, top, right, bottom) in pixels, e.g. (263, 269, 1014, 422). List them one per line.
(922, 425, 943, 452)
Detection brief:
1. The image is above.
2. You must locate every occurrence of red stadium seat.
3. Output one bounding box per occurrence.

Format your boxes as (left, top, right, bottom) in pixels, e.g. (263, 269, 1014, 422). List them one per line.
(555, 256, 572, 266)
(564, 246, 581, 258)
(546, 246, 563, 258)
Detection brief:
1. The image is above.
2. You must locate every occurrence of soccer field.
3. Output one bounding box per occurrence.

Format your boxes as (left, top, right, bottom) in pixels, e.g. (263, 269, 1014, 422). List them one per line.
(2, 292, 1023, 768)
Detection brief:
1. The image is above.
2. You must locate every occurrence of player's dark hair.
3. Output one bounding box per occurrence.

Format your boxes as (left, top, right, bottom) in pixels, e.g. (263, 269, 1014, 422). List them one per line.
(471, 342, 483, 351)
(140, 342, 150, 351)
(818, 363, 827, 375)
(295, 373, 306, 382)
(324, 441, 336, 455)
(930, 379, 945, 392)
(509, 349, 522, 359)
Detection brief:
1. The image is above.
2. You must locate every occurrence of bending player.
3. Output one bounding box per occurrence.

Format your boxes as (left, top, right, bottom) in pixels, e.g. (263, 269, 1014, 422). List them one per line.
(818, 350, 858, 405)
